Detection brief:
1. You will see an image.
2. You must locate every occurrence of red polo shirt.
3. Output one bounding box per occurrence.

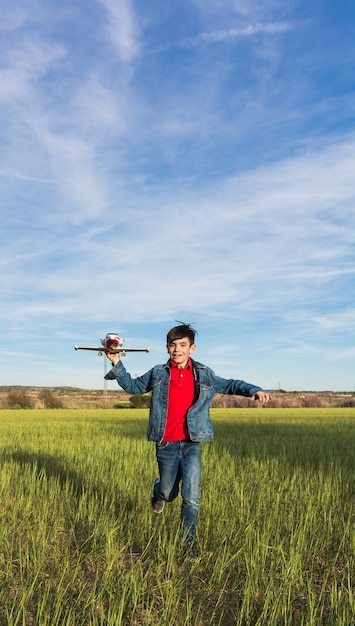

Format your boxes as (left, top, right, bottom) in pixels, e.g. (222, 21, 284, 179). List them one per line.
(162, 358, 196, 441)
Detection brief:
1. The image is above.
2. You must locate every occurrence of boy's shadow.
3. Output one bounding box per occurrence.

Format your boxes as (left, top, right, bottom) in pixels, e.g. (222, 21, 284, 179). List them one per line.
(2, 448, 135, 518)
(212, 420, 355, 474)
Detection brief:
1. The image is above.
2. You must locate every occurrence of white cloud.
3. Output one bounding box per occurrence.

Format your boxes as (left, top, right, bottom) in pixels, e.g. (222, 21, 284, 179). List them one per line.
(0, 2, 40, 33)
(98, 0, 140, 62)
(0, 169, 56, 184)
(312, 310, 355, 331)
(183, 21, 294, 47)
(0, 0, 354, 389)
(0, 38, 65, 103)
(1, 132, 353, 327)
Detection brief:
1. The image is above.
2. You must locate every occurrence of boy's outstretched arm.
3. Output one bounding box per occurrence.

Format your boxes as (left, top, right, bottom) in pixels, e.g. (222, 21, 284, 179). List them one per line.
(251, 391, 270, 404)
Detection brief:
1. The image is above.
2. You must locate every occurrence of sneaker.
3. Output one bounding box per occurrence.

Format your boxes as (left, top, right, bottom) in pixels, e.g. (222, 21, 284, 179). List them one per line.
(151, 478, 165, 514)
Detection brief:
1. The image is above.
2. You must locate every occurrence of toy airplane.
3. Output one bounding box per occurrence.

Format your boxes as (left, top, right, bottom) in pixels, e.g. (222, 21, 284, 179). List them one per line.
(74, 332, 149, 356)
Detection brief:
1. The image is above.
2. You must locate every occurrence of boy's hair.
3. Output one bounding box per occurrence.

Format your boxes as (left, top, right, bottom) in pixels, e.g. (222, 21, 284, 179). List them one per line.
(167, 322, 197, 346)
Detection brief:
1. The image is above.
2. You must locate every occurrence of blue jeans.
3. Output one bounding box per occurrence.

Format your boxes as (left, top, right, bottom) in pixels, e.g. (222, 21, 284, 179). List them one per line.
(154, 440, 201, 544)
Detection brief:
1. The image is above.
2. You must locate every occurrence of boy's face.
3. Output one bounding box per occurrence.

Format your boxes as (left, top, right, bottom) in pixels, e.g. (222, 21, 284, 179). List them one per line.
(167, 337, 196, 368)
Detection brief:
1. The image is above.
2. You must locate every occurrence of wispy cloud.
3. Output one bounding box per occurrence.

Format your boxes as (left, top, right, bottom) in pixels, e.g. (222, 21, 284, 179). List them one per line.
(182, 21, 295, 47)
(1, 132, 353, 324)
(0, 169, 56, 184)
(0, 38, 65, 103)
(311, 310, 355, 332)
(0, 0, 354, 389)
(98, 0, 140, 62)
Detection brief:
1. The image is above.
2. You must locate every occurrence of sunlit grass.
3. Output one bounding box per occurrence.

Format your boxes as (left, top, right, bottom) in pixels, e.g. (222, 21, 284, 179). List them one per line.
(0, 408, 355, 624)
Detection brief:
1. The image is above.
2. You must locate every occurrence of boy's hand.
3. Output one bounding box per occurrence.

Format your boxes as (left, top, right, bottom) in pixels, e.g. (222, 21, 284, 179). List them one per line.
(106, 352, 120, 367)
(252, 391, 270, 404)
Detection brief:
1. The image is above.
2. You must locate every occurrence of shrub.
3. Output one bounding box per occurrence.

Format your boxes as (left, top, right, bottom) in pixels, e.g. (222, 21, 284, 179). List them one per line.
(38, 389, 64, 409)
(336, 398, 355, 408)
(129, 394, 151, 408)
(6, 390, 35, 409)
(212, 395, 249, 408)
(300, 394, 324, 408)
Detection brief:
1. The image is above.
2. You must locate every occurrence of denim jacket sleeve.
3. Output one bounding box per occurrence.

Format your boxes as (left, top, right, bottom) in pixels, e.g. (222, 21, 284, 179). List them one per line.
(202, 365, 263, 397)
(211, 374, 263, 397)
(104, 360, 154, 395)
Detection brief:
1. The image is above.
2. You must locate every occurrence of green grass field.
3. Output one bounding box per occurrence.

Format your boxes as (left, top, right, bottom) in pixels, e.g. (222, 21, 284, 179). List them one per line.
(1, 408, 355, 625)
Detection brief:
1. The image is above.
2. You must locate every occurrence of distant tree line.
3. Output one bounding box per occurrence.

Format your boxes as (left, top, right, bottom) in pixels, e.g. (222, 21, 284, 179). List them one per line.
(211, 393, 355, 408)
(1, 388, 354, 410)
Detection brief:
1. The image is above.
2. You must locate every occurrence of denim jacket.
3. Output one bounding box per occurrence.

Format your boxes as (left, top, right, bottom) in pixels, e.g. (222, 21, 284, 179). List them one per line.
(105, 358, 263, 442)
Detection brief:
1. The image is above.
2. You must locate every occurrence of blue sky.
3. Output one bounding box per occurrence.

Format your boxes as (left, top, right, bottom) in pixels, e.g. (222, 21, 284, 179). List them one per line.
(1, 0, 354, 391)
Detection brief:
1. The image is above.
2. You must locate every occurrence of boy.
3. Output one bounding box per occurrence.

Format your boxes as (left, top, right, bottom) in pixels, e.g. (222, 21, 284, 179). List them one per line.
(105, 323, 269, 557)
